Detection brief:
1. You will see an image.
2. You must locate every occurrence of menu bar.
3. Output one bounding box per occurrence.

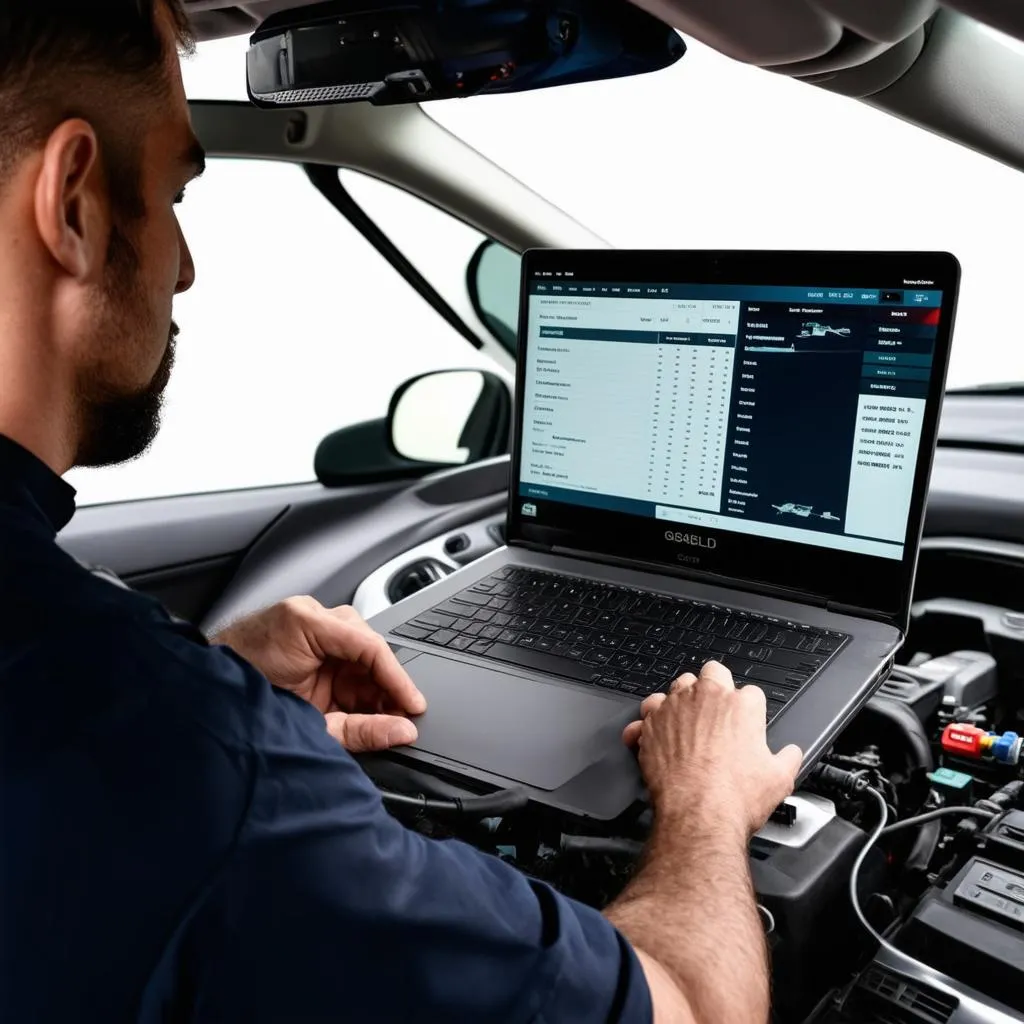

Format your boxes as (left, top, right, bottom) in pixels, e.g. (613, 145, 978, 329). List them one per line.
(530, 281, 943, 308)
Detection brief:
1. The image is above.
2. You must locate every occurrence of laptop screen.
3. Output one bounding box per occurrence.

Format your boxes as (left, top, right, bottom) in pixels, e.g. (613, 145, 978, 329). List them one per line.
(510, 251, 960, 622)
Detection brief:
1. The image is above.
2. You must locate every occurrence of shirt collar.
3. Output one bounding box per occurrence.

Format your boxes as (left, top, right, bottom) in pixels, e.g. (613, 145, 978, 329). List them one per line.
(0, 434, 77, 534)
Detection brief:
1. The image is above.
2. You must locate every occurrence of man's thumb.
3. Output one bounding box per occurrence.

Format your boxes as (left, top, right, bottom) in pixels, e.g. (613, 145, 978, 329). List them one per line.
(326, 712, 418, 753)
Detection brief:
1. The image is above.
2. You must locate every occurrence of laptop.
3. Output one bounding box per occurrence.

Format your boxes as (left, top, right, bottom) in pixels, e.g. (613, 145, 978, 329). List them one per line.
(370, 250, 960, 820)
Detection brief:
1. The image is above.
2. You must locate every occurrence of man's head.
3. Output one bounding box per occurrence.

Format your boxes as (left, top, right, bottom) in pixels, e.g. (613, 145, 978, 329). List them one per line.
(0, 0, 203, 471)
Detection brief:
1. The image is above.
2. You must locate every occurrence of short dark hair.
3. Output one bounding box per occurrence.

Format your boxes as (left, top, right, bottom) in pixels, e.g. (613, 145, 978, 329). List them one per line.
(0, 0, 194, 215)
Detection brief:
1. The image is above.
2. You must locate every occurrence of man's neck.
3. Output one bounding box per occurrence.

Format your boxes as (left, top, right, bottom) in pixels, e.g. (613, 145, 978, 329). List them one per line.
(0, 344, 77, 475)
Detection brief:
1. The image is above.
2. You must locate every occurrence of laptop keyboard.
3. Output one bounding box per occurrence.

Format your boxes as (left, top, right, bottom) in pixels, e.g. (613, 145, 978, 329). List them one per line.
(392, 567, 850, 722)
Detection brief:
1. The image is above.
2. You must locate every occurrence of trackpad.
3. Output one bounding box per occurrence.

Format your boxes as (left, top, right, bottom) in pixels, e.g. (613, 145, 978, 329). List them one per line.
(406, 654, 635, 791)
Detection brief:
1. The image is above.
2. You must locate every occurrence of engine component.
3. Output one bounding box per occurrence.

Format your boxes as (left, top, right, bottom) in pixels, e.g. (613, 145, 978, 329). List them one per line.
(977, 809, 1024, 873)
(750, 801, 879, 1022)
(927, 766, 975, 803)
(941, 723, 1023, 765)
(897, 851, 1024, 1013)
(878, 649, 997, 720)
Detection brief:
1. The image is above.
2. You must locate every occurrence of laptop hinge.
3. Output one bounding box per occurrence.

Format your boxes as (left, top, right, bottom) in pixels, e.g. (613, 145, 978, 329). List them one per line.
(826, 600, 899, 628)
(549, 544, 834, 610)
(510, 537, 552, 554)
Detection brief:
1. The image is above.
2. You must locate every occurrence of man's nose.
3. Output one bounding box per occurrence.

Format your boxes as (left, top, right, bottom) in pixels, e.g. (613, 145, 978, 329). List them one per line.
(175, 219, 195, 294)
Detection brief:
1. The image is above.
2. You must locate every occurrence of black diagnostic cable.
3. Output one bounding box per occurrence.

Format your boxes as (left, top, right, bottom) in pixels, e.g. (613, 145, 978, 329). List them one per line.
(380, 787, 528, 817)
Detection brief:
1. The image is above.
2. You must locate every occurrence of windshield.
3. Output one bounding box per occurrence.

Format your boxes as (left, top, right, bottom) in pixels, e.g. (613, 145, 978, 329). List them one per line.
(184, 34, 1024, 391)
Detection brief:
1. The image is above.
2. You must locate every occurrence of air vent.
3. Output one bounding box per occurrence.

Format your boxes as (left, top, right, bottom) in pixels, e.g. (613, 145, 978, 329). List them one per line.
(847, 966, 958, 1024)
(386, 559, 451, 603)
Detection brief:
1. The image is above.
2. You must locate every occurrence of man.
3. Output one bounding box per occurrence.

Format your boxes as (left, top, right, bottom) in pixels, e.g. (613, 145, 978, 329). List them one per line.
(0, 3, 801, 1021)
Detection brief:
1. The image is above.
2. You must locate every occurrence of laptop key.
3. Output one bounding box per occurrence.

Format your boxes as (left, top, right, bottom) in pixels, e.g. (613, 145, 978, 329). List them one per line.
(611, 653, 637, 671)
(710, 637, 743, 656)
(468, 640, 494, 656)
(413, 612, 456, 630)
(479, 625, 503, 640)
(765, 648, 825, 671)
(747, 664, 801, 687)
(536, 637, 556, 652)
(457, 591, 493, 607)
(472, 608, 496, 623)
(448, 636, 474, 652)
(517, 634, 541, 648)
(427, 629, 458, 646)
(497, 629, 521, 645)
(482, 643, 595, 682)
(462, 622, 485, 637)
(392, 623, 432, 642)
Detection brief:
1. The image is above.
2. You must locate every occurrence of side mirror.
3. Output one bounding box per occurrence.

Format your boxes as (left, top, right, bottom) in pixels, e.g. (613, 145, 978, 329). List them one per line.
(388, 369, 512, 466)
(467, 241, 521, 354)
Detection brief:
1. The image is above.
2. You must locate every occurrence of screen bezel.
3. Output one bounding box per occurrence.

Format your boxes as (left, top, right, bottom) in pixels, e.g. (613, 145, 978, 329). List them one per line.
(507, 249, 960, 626)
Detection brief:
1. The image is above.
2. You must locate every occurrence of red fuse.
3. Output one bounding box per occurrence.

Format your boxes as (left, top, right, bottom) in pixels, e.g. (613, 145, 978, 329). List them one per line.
(941, 723, 993, 759)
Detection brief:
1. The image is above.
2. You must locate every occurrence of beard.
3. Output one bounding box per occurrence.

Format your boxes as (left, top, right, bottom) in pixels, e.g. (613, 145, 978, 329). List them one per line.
(74, 224, 177, 469)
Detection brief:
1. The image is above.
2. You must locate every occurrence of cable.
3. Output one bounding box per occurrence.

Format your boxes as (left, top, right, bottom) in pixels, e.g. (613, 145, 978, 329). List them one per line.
(560, 834, 643, 858)
(880, 806, 996, 836)
(850, 790, 999, 959)
(850, 787, 900, 957)
(381, 787, 528, 817)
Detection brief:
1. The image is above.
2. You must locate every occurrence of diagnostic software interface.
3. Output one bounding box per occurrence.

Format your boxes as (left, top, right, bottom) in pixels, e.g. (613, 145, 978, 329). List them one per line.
(518, 277, 944, 561)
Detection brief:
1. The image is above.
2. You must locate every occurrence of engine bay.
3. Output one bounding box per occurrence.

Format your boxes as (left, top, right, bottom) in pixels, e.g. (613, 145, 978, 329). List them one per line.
(362, 593, 1024, 1022)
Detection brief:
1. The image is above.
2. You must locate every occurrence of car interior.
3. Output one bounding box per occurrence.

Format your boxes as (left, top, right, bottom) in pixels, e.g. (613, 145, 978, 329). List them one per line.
(60, 2, 1024, 1021)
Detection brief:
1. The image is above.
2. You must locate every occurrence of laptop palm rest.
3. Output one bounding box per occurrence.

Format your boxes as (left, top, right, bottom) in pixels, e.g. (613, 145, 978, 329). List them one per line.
(405, 653, 637, 791)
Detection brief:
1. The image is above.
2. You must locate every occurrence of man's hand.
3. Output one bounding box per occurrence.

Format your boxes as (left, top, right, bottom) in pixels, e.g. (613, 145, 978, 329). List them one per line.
(622, 659, 801, 837)
(212, 597, 426, 753)
(608, 661, 801, 1024)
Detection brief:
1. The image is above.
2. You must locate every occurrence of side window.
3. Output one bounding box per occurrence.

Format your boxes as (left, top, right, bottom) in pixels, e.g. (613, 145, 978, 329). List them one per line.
(67, 159, 497, 507)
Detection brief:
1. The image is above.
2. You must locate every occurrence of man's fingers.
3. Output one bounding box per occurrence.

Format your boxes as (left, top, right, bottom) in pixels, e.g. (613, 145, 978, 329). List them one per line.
(317, 610, 427, 715)
(669, 673, 697, 695)
(326, 711, 419, 753)
(774, 743, 804, 787)
(641, 692, 669, 718)
(699, 659, 735, 691)
(625, 690, 674, 746)
(622, 720, 643, 747)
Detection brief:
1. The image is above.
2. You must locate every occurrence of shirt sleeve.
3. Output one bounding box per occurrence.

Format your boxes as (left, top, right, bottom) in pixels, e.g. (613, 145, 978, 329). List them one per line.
(143, 621, 652, 1024)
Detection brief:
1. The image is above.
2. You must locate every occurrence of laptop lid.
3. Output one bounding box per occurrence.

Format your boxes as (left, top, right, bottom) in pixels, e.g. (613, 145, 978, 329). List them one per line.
(507, 250, 960, 629)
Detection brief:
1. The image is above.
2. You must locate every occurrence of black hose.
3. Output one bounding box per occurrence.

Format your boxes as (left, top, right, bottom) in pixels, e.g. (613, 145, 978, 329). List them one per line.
(381, 786, 529, 817)
(880, 806, 995, 836)
(905, 819, 942, 874)
(864, 696, 934, 772)
(560, 834, 644, 858)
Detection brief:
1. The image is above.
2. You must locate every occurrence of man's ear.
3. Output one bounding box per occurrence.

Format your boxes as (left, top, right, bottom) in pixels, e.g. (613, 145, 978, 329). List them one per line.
(34, 119, 109, 282)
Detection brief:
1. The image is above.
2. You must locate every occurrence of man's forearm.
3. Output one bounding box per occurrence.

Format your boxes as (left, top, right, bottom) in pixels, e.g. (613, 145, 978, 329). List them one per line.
(605, 810, 768, 1024)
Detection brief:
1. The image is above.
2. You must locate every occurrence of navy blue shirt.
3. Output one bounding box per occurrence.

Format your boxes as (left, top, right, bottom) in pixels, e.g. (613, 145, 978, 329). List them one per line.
(0, 435, 651, 1023)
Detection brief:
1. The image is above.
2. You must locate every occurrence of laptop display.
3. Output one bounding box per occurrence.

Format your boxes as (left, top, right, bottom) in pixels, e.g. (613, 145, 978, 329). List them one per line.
(510, 251, 959, 625)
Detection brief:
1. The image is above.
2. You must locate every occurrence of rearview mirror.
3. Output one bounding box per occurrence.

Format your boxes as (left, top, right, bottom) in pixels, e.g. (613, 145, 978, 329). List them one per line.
(246, 0, 684, 108)
(467, 241, 521, 353)
(388, 370, 512, 466)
